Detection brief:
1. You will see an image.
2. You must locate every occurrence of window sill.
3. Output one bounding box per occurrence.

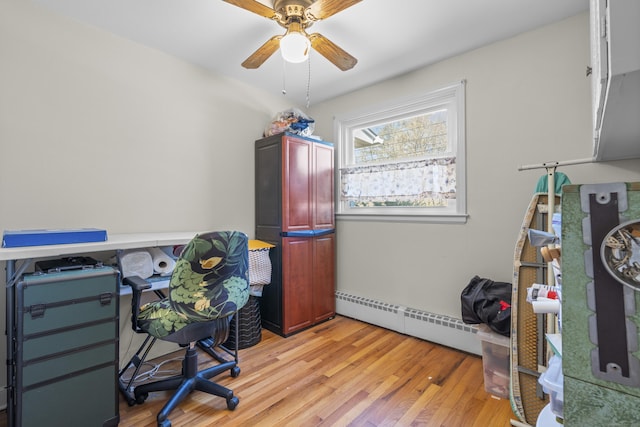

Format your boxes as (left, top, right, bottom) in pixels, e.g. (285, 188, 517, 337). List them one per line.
(336, 213, 468, 224)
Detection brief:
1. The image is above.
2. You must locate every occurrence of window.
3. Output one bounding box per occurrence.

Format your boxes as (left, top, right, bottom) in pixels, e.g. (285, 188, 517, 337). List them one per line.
(334, 81, 467, 222)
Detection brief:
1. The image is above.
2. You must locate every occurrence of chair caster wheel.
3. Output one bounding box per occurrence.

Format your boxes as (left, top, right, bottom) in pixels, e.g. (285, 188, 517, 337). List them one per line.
(227, 396, 239, 410)
(157, 419, 171, 427)
(135, 392, 148, 404)
(231, 366, 241, 378)
(120, 387, 137, 406)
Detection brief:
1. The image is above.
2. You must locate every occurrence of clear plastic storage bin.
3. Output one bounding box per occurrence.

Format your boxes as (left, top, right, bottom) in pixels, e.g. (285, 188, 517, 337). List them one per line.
(539, 355, 563, 420)
(477, 324, 510, 398)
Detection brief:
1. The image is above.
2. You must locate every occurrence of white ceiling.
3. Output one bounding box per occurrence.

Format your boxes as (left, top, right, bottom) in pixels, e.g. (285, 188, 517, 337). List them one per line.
(31, 0, 589, 107)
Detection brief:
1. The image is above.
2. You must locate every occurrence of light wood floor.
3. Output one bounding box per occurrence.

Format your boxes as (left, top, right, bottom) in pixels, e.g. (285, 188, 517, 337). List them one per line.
(2, 315, 516, 426)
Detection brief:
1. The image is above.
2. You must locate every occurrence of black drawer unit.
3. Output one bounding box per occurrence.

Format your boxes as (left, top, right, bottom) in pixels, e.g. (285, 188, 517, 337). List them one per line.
(11, 266, 120, 427)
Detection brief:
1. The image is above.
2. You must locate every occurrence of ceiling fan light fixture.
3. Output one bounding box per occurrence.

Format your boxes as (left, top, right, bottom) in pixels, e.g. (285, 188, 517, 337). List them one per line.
(225, 0, 360, 70)
(280, 31, 310, 63)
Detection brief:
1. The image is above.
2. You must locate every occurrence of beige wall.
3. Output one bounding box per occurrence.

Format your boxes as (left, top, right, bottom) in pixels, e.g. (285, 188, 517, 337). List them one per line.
(0, 1, 292, 406)
(308, 12, 640, 320)
(0, 2, 293, 236)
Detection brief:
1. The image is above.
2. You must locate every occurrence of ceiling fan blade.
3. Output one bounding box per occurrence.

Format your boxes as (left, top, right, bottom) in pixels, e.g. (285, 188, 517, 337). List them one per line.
(309, 33, 357, 71)
(223, 0, 279, 19)
(241, 35, 283, 69)
(306, 0, 362, 20)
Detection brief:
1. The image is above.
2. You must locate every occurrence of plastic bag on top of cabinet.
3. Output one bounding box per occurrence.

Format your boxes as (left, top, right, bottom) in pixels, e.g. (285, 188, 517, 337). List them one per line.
(264, 108, 315, 137)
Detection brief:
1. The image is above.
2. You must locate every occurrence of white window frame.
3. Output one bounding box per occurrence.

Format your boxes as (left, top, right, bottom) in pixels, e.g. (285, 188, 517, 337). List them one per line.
(334, 80, 467, 223)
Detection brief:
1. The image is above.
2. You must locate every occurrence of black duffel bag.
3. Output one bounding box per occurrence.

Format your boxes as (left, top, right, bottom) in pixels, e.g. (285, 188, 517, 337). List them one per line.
(461, 275, 512, 337)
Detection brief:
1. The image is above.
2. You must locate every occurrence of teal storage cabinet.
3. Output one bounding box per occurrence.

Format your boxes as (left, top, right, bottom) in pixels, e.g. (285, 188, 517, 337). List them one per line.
(13, 266, 119, 427)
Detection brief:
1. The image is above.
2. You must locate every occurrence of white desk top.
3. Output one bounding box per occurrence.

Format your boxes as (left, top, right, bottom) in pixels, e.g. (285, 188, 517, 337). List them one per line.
(0, 231, 200, 261)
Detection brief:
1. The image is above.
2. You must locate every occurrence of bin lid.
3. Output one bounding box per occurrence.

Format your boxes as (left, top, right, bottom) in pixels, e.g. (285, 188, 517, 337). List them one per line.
(249, 240, 275, 251)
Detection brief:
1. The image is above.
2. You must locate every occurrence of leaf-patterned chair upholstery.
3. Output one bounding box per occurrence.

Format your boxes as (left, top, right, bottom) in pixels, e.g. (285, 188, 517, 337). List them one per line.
(119, 231, 249, 427)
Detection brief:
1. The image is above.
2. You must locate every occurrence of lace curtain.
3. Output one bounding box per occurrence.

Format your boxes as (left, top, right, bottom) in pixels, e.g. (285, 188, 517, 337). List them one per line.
(340, 157, 456, 206)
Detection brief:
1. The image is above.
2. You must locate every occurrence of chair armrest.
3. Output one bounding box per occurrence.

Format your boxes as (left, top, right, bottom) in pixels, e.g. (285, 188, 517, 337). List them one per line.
(122, 275, 151, 333)
(123, 275, 152, 292)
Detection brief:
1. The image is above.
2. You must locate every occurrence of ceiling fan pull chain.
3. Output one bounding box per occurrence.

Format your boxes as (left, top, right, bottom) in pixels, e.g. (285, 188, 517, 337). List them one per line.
(306, 56, 311, 108)
(282, 60, 287, 95)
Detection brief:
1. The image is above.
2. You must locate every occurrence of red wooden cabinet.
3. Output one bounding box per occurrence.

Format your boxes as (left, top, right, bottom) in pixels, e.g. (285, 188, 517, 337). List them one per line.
(282, 136, 313, 232)
(281, 233, 336, 335)
(311, 232, 336, 324)
(282, 135, 335, 232)
(281, 236, 313, 333)
(255, 133, 335, 336)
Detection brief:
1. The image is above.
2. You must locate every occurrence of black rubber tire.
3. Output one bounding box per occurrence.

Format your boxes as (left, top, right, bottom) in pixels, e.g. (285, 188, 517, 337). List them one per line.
(227, 396, 239, 410)
(134, 392, 148, 405)
(231, 366, 241, 378)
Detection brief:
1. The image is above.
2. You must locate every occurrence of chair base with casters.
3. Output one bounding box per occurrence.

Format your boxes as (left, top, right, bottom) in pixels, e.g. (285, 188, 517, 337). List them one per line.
(118, 316, 240, 409)
(132, 321, 241, 427)
(118, 274, 244, 427)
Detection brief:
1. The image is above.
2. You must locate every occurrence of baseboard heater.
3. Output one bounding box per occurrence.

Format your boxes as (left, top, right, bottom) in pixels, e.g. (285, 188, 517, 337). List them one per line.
(335, 291, 482, 355)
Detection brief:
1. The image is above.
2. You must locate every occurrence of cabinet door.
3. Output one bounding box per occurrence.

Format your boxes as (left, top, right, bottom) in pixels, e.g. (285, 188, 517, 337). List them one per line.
(590, 0, 608, 136)
(313, 142, 335, 230)
(313, 233, 336, 323)
(255, 138, 283, 231)
(282, 236, 314, 334)
(282, 136, 313, 232)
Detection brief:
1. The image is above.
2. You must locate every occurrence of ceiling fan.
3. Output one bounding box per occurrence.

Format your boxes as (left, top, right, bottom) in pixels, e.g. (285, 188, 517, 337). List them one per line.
(223, 0, 362, 71)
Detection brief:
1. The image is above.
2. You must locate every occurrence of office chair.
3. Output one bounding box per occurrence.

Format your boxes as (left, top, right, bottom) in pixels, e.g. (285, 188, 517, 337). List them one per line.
(118, 231, 250, 427)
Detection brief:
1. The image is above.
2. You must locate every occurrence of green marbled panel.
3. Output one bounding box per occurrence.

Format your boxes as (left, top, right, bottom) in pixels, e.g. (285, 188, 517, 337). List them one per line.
(564, 376, 640, 427)
(562, 183, 640, 398)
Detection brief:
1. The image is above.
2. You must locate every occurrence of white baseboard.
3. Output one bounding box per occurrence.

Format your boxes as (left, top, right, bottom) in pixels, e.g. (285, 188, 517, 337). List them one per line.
(335, 291, 482, 355)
